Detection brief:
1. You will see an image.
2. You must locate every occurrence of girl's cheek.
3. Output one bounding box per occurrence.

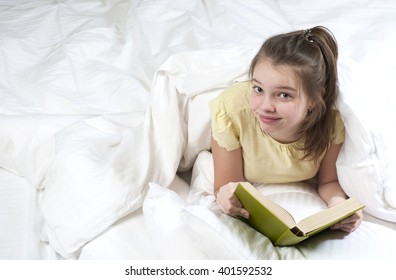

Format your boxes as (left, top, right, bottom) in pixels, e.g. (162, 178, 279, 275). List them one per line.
(249, 95, 259, 111)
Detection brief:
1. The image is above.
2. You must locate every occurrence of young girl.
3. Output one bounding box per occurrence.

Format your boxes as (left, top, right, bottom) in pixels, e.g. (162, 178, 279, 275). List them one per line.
(209, 26, 362, 233)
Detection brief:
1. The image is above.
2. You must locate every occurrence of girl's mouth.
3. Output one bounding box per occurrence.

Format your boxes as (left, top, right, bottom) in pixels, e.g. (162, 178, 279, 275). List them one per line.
(259, 114, 281, 124)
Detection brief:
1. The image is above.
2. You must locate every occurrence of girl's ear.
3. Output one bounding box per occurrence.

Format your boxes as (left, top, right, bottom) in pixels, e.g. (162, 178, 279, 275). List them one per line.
(308, 99, 316, 111)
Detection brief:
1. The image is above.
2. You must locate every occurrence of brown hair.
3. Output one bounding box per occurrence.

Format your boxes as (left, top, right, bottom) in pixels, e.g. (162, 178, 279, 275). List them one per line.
(249, 26, 339, 161)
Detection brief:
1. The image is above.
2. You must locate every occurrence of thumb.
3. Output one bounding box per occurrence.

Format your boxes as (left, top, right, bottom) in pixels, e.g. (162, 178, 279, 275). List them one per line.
(239, 208, 250, 219)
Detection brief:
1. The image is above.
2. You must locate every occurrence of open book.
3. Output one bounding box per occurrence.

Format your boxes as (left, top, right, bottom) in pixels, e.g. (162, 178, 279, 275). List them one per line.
(234, 182, 365, 246)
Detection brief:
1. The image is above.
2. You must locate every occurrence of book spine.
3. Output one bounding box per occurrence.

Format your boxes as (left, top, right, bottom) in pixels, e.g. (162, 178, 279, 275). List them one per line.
(275, 229, 308, 246)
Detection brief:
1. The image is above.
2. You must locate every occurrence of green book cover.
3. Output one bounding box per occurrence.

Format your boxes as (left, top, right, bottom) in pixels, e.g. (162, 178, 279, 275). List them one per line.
(234, 182, 365, 246)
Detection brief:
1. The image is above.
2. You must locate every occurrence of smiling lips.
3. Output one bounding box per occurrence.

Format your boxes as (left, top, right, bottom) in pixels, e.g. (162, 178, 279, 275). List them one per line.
(259, 114, 281, 124)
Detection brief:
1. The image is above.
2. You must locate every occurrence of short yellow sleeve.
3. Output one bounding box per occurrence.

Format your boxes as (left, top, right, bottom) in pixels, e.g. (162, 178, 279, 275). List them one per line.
(209, 95, 241, 151)
(331, 110, 345, 144)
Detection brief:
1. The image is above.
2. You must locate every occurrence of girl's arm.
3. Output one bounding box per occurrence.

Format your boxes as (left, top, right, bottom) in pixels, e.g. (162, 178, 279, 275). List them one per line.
(212, 137, 245, 194)
(318, 143, 363, 232)
(211, 137, 249, 218)
(317, 143, 348, 206)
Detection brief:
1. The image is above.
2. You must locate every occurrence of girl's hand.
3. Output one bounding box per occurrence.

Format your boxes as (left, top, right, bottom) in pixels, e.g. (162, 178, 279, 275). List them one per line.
(330, 209, 363, 232)
(215, 182, 250, 219)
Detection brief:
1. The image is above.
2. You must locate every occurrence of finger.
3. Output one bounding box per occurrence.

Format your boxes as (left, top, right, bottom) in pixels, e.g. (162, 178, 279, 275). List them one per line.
(338, 213, 361, 225)
(339, 225, 356, 233)
(331, 221, 347, 231)
(238, 208, 250, 219)
(331, 223, 340, 230)
(332, 220, 361, 232)
(217, 198, 245, 217)
(217, 194, 241, 210)
(229, 195, 243, 208)
(337, 216, 355, 225)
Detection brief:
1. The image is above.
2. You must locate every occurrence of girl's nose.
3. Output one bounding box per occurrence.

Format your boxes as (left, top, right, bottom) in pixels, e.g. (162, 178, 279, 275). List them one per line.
(260, 96, 276, 113)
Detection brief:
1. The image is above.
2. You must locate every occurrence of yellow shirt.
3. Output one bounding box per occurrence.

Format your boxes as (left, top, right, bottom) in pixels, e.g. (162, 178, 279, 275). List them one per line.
(209, 81, 345, 184)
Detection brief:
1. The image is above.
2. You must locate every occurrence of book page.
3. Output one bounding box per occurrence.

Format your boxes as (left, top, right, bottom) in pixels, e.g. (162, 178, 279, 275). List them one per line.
(267, 192, 326, 224)
(297, 198, 364, 234)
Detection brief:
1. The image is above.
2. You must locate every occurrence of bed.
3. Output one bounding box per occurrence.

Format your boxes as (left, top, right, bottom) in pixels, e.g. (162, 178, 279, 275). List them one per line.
(1, 0, 396, 260)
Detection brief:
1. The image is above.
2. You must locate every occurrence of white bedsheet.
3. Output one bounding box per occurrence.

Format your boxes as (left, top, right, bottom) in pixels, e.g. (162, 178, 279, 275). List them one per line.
(0, 168, 56, 259)
(1, 0, 396, 260)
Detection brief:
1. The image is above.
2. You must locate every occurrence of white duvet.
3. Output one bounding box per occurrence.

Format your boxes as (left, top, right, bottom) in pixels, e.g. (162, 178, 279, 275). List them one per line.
(1, 0, 396, 259)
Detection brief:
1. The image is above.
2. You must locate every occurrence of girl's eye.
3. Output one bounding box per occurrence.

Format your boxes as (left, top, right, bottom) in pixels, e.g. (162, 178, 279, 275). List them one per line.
(253, 86, 263, 93)
(279, 92, 291, 99)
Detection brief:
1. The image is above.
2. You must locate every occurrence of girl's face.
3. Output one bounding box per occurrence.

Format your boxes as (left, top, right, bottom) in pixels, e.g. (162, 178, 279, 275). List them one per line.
(250, 59, 314, 143)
